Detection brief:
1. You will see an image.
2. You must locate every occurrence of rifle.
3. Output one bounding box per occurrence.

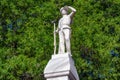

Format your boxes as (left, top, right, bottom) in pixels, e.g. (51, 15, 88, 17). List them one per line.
(52, 20, 56, 55)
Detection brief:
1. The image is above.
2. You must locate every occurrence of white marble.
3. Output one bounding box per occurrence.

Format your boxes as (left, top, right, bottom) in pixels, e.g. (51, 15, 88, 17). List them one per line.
(55, 6, 76, 55)
(44, 53, 79, 80)
(47, 76, 69, 80)
(44, 6, 79, 80)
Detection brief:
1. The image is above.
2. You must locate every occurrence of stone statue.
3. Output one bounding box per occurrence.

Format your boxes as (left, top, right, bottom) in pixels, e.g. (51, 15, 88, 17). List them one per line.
(55, 6, 76, 55)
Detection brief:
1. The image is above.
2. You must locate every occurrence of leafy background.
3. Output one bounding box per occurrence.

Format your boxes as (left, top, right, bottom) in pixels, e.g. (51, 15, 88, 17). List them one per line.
(0, 0, 120, 80)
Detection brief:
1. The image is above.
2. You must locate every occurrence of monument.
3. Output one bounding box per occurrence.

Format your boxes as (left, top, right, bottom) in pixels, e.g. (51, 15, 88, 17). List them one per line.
(44, 6, 79, 80)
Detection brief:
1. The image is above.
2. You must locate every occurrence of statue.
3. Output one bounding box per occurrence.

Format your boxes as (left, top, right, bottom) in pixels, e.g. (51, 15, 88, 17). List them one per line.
(55, 6, 76, 55)
(44, 7, 78, 79)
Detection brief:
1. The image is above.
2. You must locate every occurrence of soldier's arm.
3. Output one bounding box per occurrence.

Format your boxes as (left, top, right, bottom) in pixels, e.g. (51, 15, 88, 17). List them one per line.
(56, 20, 61, 33)
(68, 6, 76, 18)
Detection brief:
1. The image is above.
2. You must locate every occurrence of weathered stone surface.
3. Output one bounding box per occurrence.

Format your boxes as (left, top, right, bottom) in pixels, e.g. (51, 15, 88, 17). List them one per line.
(44, 53, 79, 80)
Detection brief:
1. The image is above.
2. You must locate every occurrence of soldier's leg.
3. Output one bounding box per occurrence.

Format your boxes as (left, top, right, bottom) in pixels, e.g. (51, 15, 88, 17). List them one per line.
(63, 29, 71, 55)
(58, 31, 65, 54)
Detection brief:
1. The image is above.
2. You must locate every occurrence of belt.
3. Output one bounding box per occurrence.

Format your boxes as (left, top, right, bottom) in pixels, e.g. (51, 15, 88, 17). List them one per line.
(58, 27, 71, 31)
(63, 27, 71, 30)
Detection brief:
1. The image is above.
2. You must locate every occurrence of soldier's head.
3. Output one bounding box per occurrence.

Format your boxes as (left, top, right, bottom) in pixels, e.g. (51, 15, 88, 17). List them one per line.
(60, 7, 68, 15)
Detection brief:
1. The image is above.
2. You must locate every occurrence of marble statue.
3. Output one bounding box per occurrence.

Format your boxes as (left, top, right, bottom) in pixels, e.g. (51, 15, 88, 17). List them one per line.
(44, 7, 79, 79)
(55, 6, 76, 55)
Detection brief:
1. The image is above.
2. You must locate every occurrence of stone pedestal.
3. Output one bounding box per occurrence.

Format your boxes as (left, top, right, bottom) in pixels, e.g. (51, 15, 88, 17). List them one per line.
(44, 53, 79, 80)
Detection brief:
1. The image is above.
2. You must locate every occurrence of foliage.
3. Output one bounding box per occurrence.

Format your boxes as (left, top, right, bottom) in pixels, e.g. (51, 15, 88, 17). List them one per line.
(0, 0, 120, 80)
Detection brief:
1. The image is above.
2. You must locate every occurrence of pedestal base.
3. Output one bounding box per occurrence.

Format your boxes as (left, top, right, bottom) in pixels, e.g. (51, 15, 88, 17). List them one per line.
(44, 53, 79, 80)
(47, 76, 69, 80)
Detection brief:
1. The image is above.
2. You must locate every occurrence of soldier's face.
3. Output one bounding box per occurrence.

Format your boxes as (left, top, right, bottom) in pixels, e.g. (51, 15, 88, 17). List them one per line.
(61, 9, 68, 15)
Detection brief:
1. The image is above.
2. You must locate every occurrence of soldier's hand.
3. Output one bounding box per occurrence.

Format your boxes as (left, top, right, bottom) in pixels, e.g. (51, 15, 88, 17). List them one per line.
(53, 30, 58, 34)
(55, 30, 58, 33)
